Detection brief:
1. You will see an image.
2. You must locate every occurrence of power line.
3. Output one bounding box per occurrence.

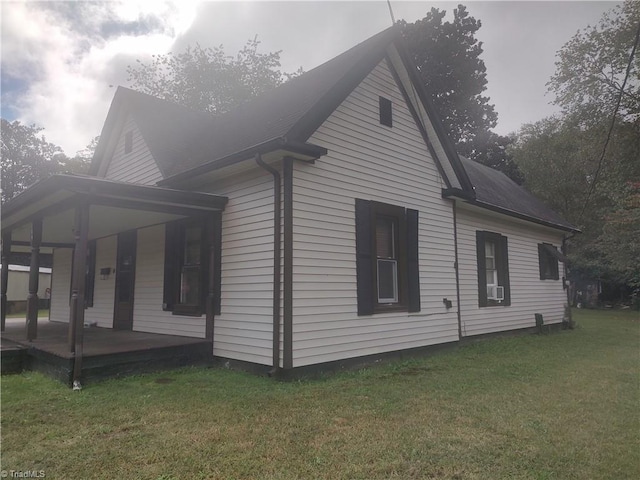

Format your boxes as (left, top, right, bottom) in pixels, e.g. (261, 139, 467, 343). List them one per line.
(386, 0, 396, 25)
(577, 20, 640, 223)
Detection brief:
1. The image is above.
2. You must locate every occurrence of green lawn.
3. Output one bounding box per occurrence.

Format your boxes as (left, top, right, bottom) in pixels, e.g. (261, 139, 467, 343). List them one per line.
(5, 309, 50, 319)
(2, 309, 638, 479)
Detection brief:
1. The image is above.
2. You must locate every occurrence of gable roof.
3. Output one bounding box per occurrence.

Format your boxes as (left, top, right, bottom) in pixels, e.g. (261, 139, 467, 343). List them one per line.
(90, 26, 469, 190)
(88, 28, 575, 234)
(455, 157, 579, 233)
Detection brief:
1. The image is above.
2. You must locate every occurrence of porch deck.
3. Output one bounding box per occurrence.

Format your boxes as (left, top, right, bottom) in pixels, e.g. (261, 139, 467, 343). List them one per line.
(1, 319, 213, 385)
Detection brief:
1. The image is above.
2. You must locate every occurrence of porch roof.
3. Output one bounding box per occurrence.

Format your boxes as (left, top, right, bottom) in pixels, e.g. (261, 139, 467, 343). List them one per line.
(2, 174, 228, 248)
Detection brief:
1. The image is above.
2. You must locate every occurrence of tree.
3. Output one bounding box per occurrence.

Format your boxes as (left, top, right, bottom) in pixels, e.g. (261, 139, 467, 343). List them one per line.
(127, 37, 297, 115)
(529, 0, 640, 293)
(1, 121, 95, 203)
(511, 114, 640, 291)
(399, 5, 522, 183)
(548, 0, 640, 126)
(1, 119, 63, 203)
(58, 136, 98, 175)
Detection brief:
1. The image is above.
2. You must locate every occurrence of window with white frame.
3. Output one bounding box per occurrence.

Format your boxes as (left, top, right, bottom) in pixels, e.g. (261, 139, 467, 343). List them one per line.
(476, 231, 511, 307)
(376, 215, 399, 303)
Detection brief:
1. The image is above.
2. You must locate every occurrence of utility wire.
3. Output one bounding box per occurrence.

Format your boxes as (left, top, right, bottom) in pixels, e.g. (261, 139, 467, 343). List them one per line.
(577, 20, 640, 223)
(386, 0, 396, 25)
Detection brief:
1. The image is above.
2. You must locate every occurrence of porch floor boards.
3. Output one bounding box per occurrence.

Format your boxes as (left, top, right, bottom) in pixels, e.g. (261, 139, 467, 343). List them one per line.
(1, 319, 213, 385)
(1, 319, 207, 358)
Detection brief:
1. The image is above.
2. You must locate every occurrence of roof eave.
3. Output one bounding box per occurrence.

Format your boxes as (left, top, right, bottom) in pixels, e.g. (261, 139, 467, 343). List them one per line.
(89, 87, 130, 177)
(392, 37, 475, 195)
(157, 138, 328, 187)
(1, 174, 229, 234)
(442, 187, 476, 202)
(448, 195, 581, 234)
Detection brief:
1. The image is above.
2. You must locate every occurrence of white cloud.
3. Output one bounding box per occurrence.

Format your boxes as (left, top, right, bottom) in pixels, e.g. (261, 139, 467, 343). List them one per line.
(1, 1, 200, 155)
(0, 0, 617, 156)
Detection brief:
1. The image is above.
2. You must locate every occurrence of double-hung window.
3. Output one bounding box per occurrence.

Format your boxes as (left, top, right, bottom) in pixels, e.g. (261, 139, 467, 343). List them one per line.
(484, 241, 502, 301)
(476, 231, 511, 307)
(355, 199, 420, 315)
(163, 219, 208, 316)
(376, 215, 399, 303)
(180, 224, 203, 307)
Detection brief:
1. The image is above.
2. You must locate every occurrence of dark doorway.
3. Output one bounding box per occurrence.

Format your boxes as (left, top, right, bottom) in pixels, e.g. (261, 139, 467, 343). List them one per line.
(113, 231, 136, 330)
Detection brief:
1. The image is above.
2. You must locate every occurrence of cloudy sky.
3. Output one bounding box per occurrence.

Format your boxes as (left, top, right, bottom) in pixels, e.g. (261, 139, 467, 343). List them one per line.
(1, 1, 618, 156)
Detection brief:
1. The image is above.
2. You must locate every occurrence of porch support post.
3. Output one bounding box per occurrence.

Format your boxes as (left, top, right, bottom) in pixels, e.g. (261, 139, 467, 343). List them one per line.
(1, 231, 11, 332)
(68, 204, 89, 387)
(26, 219, 42, 341)
(283, 157, 293, 370)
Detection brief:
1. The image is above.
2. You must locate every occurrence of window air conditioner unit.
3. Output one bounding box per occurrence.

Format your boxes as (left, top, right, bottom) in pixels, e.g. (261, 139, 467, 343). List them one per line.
(487, 285, 505, 301)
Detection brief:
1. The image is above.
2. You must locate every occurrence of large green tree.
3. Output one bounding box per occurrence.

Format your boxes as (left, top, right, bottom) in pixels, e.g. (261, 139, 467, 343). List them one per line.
(1, 120, 94, 203)
(127, 38, 298, 115)
(399, 5, 522, 183)
(1, 119, 63, 203)
(548, 0, 639, 126)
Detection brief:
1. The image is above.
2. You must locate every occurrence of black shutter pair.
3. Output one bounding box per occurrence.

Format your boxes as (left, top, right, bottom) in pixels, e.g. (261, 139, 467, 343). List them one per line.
(163, 216, 222, 315)
(476, 231, 511, 307)
(355, 199, 420, 315)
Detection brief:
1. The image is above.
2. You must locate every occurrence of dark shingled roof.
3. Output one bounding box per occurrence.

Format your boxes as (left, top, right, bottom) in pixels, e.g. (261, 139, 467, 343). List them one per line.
(90, 27, 575, 234)
(94, 27, 399, 180)
(460, 157, 578, 232)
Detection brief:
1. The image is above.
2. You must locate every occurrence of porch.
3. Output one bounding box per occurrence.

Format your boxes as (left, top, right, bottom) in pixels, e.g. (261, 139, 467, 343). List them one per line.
(1, 174, 227, 388)
(1, 318, 213, 385)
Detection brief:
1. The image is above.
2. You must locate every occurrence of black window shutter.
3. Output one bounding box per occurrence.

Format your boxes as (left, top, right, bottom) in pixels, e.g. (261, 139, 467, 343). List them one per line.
(538, 244, 546, 280)
(85, 240, 96, 308)
(498, 235, 511, 306)
(476, 231, 488, 307)
(355, 199, 374, 315)
(406, 209, 420, 312)
(163, 223, 179, 311)
(549, 245, 560, 280)
(213, 212, 222, 316)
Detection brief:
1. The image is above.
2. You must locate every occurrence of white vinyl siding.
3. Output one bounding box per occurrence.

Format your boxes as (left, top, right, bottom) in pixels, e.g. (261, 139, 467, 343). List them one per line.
(291, 59, 459, 367)
(132, 224, 205, 338)
(200, 169, 278, 366)
(5, 269, 51, 302)
(87, 236, 117, 328)
(456, 206, 567, 336)
(105, 114, 163, 185)
(49, 248, 72, 323)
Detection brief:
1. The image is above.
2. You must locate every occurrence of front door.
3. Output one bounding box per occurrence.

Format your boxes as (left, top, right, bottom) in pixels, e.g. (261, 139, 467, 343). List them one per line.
(113, 231, 136, 330)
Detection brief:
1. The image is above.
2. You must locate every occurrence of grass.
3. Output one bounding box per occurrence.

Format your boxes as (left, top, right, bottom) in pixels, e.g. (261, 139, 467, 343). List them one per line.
(5, 309, 50, 319)
(1, 309, 638, 479)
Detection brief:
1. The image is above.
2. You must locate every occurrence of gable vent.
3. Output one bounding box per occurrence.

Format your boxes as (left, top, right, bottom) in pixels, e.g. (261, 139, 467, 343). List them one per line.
(124, 131, 133, 154)
(379, 96, 392, 127)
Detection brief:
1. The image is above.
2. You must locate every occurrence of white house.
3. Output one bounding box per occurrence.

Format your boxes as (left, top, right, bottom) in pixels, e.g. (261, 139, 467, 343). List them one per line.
(1, 27, 577, 379)
(2, 265, 51, 314)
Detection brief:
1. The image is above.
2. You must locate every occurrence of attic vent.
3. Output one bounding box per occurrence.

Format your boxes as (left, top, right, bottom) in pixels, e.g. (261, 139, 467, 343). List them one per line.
(379, 96, 392, 127)
(124, 131, 133, 154)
